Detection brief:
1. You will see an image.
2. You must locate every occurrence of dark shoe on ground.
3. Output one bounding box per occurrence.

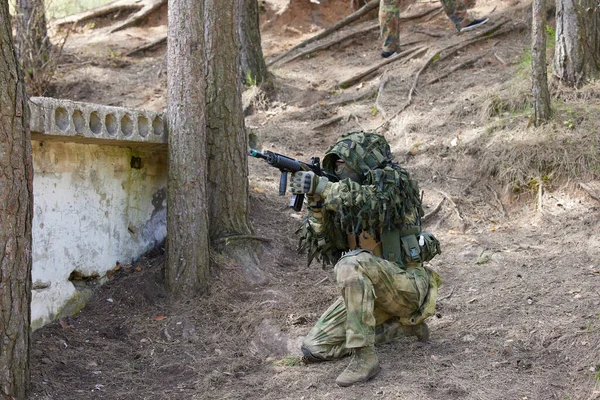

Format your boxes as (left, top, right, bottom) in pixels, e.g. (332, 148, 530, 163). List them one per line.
(459, 17, 489, 32)
(381, 51, 397, 58)
(301, 344, 327, 364)
(335, 346, 381, 387)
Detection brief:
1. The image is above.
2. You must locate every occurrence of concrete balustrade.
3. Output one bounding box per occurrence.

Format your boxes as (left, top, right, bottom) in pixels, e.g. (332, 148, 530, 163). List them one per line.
(30, 97, 167, 146)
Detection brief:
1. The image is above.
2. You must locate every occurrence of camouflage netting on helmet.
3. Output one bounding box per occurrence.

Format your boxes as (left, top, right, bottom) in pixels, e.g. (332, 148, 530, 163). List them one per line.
(298, 132, 424, 267)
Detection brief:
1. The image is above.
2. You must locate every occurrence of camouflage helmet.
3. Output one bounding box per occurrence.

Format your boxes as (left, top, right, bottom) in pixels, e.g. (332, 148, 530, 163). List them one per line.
(323, 131, 394, 179)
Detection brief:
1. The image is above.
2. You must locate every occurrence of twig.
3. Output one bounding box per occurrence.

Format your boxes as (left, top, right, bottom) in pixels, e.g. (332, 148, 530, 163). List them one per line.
(126, 35, 167, 56)
(422, 196, 445, 223)
(316, 277, 329, 285)
(267, 0, 381, 67)
(375, 74, 391, 119)
(338, 45, 428, 88)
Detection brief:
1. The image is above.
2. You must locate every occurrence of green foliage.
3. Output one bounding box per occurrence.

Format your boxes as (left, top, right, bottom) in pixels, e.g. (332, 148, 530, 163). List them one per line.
(245, 71, 257, 87)
(370, 105, 379, 116)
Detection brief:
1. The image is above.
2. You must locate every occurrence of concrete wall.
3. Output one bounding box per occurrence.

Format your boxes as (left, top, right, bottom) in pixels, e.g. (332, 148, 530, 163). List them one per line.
(29, 97, 168, 329)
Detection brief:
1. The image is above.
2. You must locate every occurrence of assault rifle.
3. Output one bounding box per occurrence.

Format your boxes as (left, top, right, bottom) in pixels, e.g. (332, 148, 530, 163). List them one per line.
(248, 149, 338, 212)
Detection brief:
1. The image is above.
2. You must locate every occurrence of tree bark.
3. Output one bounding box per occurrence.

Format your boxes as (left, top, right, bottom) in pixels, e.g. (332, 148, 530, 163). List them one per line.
(165, 0, 210, 295)
(239, 0, 269, 85)
(553, 0, 600, 87)
(532, 0, 551, 125)
(0, 0, 33, 397)
(205, 0, 253, 241)
(15, 0, 50, 90)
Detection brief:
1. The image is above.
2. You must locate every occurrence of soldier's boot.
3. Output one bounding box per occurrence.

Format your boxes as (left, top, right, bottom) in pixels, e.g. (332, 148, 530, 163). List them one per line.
(335, 346, 381, 387)
(375, 320, 430, 344)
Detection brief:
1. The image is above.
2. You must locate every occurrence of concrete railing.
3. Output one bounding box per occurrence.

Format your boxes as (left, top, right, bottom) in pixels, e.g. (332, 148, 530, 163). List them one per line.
(29, 97, 167, 146)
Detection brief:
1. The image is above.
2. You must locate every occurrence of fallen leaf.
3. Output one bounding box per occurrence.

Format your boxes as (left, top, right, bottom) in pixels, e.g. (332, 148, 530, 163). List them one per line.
(152, 316, 168, 321)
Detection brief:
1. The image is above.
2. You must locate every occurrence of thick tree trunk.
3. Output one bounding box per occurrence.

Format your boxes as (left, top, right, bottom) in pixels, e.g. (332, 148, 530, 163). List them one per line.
(205, 0, 253, 241)
(165, 0, 210, 295)
(553, 0, 600, 87)
(239, 0, 269, 85)
(532, 0, 551, 125)
(0, 0, 34, 398)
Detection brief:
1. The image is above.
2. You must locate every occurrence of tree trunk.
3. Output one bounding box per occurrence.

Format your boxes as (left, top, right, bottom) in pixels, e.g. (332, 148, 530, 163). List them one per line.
(553, 0, 600, 87)
(15, 0, 50, 90)
(165, 0, 210, 295)
(0, 0, 34, 397)
(238, 0, 269, 85)
(532, 0, 551, 125)
(205, 0, 253, 241)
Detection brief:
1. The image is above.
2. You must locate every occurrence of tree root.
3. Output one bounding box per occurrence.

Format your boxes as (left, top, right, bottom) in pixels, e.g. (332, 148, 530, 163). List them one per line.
(427, 50, 491, 85)
(312, 115, 346, 130)
(422, 196, 445, 223)
(435, 190, 465, 230)
(268, 3, 441, 67)
(109, 0, 167, 33)
(375, 19, 511, 131)
(267, 0, 381, 67)
(126, 35, 167, 56)
(53, 0, 142, 28)
(279, 22, 379, 66)
(338, 45, 428, 89)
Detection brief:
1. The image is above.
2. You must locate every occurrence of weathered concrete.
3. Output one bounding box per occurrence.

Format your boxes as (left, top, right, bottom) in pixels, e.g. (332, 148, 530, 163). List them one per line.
(29, 97, 168, 329)
(29, 96, 167, 146)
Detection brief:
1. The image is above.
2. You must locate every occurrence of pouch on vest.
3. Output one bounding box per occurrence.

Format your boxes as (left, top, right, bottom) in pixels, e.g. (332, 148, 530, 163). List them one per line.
(418, 231, 441, 262)
(400, 234, 421, 263)
(381, 229, 402, 263)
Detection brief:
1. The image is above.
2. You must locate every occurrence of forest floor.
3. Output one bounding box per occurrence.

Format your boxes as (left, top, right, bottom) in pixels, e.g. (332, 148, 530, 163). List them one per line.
(27, 0, 600, 399)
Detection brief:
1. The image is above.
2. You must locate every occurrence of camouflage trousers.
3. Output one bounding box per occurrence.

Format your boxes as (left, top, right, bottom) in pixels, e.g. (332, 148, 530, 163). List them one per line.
(380, 0, 474, 52)
(302, 250, 441, 360)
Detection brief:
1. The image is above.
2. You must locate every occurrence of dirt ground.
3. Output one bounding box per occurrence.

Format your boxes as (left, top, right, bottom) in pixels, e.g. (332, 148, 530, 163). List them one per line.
(28, 0, 600, 399)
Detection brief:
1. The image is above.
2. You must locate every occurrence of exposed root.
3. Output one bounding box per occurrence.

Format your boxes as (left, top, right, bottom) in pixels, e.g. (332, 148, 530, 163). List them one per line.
(375, 19, 511, 131)
(52, 0, 141, 28)
(126, 35, 166, 56)
(422, 196, 445, 223)
(427, 50, 491, 85)
(268, 3, 440, 67)
(109, 0, 167, 33)
(435, 190, 465, 230)
(279, 22, 379, 66)
(267, 0, 381, 67)
(338, 45, 428, 89)
(312, 115, 346, 130)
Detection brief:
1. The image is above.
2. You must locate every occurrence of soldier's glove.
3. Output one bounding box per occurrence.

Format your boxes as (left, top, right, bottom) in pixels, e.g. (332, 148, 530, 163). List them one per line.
(289, 171, 329, 197)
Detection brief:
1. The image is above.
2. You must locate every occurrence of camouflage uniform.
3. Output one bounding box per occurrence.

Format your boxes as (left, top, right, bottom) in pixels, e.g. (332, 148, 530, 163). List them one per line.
(298, 131, 442, 362)
(380, 0, 474, 53)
